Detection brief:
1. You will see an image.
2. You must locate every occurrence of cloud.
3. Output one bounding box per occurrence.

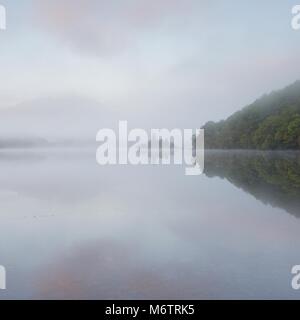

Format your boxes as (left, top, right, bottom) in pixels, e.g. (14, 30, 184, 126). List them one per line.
(32, 0, 198, 56)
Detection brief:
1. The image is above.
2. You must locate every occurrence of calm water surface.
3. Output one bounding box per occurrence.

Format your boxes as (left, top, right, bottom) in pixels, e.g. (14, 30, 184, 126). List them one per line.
(0, 149, 299, 299)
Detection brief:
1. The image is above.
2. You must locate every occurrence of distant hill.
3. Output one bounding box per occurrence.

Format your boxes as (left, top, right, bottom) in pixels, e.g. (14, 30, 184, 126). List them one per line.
(0, 137, 49, 149)
(202, 81, 300, 150)
(0, 95, 116, 147)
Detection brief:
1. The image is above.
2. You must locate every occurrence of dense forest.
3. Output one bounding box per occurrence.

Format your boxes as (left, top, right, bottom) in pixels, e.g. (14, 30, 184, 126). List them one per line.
(202, 81, 300, 150)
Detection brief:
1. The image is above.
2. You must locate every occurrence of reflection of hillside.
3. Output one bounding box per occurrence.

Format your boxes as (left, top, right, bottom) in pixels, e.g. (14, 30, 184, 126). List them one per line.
(202, 151, 300, 217)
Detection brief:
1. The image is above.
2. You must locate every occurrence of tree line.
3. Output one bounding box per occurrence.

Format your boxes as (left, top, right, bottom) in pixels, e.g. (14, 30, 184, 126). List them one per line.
(202, 81, 300, 150)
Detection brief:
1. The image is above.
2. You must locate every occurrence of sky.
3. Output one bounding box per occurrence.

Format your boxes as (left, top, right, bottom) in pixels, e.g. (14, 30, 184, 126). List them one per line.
(0, 0, 300, 132)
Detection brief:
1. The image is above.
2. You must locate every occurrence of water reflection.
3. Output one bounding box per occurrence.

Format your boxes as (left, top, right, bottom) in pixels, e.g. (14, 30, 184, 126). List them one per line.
(202, 151, 300, 217)
(0, 149, 300, 299)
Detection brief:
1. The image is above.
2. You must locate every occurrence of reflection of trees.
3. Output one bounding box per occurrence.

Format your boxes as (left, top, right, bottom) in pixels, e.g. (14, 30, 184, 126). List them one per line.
(202, 151, 300, 217)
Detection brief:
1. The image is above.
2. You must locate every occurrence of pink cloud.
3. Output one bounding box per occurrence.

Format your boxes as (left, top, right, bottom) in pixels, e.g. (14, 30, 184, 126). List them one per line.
(32, 0, 199, 55)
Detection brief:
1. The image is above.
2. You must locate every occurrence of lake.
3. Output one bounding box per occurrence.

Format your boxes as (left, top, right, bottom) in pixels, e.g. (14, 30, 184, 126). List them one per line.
(0, 149, 299, 299)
